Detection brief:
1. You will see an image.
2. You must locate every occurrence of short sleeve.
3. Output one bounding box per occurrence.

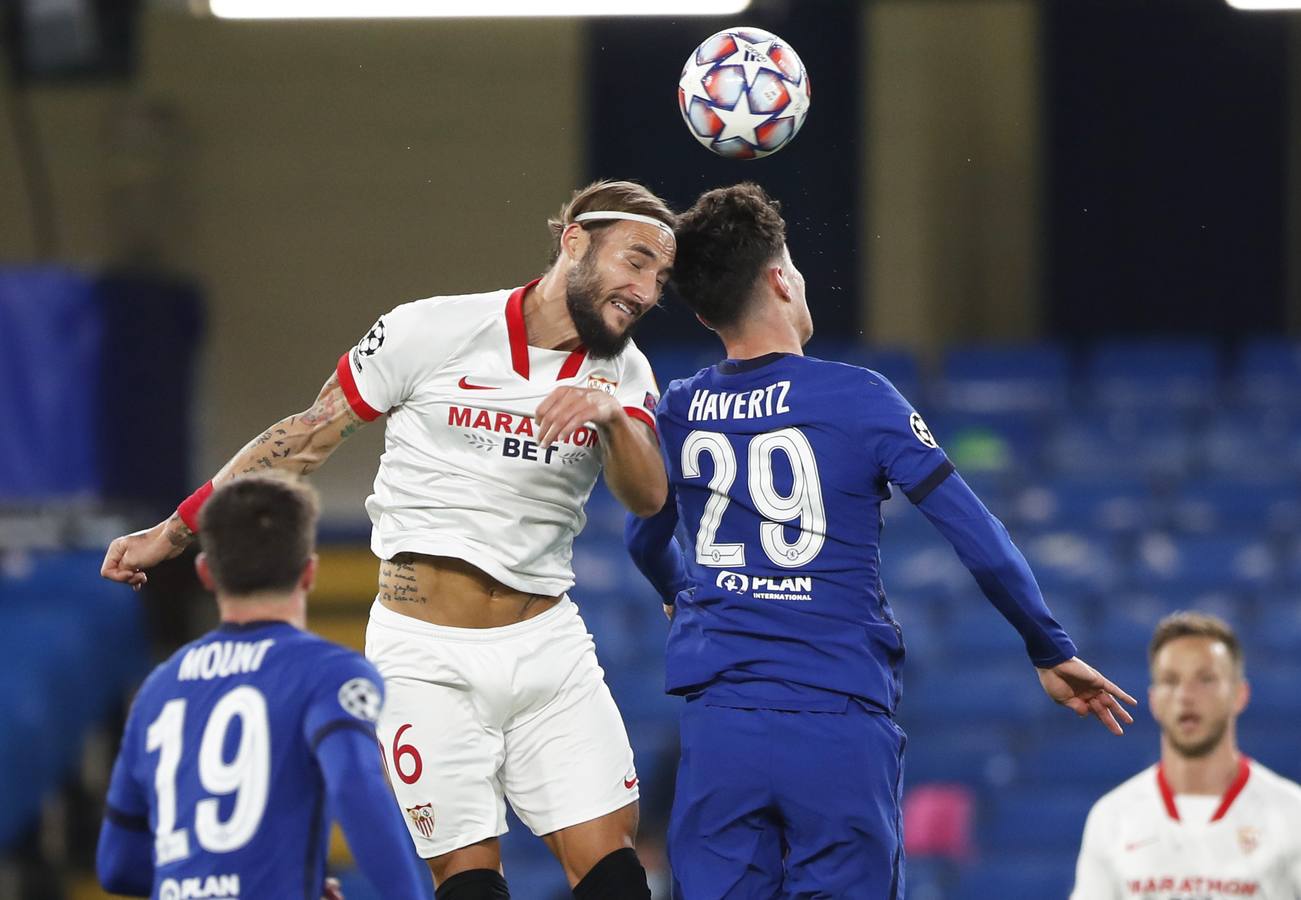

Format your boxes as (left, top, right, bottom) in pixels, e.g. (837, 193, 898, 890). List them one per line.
(335, 299, 443, 421)
(616, 345, 660, 434)
(302, 651, 385, 753)
(104, 699, 150, 833)
(867, 373, 953, 504)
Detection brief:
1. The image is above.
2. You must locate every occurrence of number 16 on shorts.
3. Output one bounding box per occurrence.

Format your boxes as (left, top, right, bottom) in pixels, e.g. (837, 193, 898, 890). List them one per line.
(380, 723, 436, 840)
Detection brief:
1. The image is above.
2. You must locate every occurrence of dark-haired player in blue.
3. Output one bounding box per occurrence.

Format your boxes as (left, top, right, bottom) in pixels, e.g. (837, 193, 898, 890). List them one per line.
(626, 183, 1138, 899)
(96, 475, 431, 899)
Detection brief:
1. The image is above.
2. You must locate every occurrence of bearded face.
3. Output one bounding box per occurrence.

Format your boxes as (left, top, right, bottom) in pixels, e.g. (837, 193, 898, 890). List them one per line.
(565, 241, 640, 359)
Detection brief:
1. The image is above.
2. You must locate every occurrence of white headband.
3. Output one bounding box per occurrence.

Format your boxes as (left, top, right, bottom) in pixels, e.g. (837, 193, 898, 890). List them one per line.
(575, 210, 675, 239)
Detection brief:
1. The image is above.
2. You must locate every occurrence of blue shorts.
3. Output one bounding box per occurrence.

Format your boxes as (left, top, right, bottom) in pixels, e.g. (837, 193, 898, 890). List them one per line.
(668, 697, 907, 899)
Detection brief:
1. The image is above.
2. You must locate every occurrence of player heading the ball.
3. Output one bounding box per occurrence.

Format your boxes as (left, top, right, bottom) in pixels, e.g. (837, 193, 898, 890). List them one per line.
(627, 181, 1137, 898)
(102, 180, 676, 899)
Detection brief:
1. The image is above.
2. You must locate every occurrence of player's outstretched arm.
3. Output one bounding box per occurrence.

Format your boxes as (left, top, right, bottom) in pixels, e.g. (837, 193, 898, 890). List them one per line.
(914, 472, 1135, 732)
(100, 370, 367, 588)
(1037, 657, 1138, 736)
(316, 726, 433, 899)
(536, 385, 667, 516)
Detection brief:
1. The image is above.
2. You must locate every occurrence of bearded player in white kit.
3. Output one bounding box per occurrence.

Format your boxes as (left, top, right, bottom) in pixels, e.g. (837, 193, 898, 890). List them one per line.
(1072, 612, 1301, 899)
(100, 181, 676, 899)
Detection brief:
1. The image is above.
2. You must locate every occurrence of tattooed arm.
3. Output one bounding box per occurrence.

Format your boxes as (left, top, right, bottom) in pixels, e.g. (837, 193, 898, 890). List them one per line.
(101, 371, 369, 588)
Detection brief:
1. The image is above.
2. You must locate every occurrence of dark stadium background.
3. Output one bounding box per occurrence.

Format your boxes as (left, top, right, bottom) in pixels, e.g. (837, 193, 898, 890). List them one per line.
(2, 0, 1299, 897)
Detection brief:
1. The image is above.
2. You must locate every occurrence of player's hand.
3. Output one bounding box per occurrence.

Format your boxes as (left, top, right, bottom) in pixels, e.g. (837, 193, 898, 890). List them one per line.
(1037, 656, 1138, 736)
(535, 385, 623, 448)
(101, 519, 189, 590)
(663, 603, 675, 622)
(321, 877, 344, 900)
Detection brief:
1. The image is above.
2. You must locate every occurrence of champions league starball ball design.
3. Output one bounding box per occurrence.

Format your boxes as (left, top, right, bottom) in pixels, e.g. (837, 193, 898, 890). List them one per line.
(678, 27, 811, 160)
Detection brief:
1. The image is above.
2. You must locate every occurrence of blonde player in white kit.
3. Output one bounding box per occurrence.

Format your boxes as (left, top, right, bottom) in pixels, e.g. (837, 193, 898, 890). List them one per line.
(1072, 612, 1301, 900)
(100, 181, 676, 900)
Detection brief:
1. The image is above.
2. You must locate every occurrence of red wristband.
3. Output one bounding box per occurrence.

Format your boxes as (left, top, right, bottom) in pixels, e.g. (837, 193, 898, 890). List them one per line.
(177, 480, 214, 533)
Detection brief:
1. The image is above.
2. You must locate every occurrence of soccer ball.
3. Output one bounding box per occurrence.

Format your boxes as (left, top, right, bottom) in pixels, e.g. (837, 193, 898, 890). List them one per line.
(678, 27, 811, 160)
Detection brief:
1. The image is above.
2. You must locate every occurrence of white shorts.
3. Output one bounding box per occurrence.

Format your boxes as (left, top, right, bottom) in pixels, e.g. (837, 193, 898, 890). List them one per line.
(364, 598, 639, 859)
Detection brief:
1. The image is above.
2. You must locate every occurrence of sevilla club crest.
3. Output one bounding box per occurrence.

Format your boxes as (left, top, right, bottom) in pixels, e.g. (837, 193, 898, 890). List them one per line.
(406, 803, 435, 839)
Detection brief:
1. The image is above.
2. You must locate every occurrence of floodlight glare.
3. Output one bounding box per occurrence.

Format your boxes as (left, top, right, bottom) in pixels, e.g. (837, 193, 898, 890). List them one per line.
(1225, 0, 1301, 9)
(209, 0, 752, 17)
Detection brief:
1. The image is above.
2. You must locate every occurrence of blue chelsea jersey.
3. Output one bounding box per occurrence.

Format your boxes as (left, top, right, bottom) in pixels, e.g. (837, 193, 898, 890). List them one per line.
(658, 352, 953, 713)
(104, 621, 384, 900)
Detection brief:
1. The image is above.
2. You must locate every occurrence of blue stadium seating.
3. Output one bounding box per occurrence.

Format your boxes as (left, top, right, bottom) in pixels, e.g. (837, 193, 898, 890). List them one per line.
(938, 343, 1070, 416)
(0, 550, 148, 850)
(980, 788, 1097, 853)
(1008, 474, 1158, 534)
(1051, 408, 1197, 479)
(1086, 338, 1221, 413)
(950, 854, 1076, 900)
(1129, 533, 1277, 589)
(1171, 478, 1301, 535)
(1235, 339, 1301, 410)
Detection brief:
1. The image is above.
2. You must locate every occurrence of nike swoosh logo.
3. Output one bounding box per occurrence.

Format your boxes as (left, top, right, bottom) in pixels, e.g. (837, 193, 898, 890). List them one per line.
(458, 377, 499, 390)
(624, 777, 638, 789)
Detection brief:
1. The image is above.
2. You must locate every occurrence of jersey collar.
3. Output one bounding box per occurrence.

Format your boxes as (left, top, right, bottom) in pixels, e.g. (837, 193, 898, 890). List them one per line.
(216, 619, 294, 633)
(1155, 755, 1251, 823)
(505, 279, 589, 381)
(716, 352, 795, 374)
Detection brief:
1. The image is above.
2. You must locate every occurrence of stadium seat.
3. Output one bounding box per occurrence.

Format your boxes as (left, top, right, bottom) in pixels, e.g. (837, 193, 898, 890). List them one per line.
(980, 787, 1096, 854)
(937, 343, 1070, 416)
(1202, 408, 1301, 480)
(1238, 664, 1301, 718)
(1007, 474, 1158, 534)
(896, 724, 1014, 788)
(1234, 338, 1301, 410)
(1085, 338, 1221, 413)
(939, 605, 1040, 657)
(1248, 592, 1301, 654)
(1050, 408, 1196, 479)
(1237, 720, 1301, 784)
(1171, 478, 1301, 535)
(1129, 533, 1277, 589)
(900, 664, 1044, 726)
(951, 854, 1077, 900)
(880, 538, 973, 597)
(1017, 733, 1156, 789)
(904, 857, 958, 900)
(1016, 529, 1123, 594)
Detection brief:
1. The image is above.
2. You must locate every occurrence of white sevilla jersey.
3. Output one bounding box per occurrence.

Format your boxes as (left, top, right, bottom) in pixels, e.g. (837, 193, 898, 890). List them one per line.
(1072, 757, 1301, 899)
(335, 280, 659, 595)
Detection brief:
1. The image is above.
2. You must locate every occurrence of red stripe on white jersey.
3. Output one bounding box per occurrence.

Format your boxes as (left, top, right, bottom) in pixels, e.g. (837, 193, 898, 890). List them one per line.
(336, 352, 383, 422)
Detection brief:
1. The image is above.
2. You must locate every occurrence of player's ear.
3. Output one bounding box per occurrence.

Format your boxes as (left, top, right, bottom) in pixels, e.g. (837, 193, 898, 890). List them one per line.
(300, 554, 319, 594)
(769, 265, 792, 302)
(560, 223, 590, 263)
(1234, 676, 1250, 715)
(194, 553, 217, 592)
